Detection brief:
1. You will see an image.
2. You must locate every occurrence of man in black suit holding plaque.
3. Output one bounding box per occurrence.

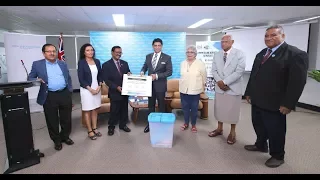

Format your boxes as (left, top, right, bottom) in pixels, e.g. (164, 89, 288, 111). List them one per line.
(102, 46, 132, 136)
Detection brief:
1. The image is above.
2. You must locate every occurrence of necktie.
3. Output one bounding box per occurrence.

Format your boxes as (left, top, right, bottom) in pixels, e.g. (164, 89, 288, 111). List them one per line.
(261, 49, 272, 64)
(152, 53, 158, 69)
(115, 60, 122, 75)
(223, 53, 227, 64)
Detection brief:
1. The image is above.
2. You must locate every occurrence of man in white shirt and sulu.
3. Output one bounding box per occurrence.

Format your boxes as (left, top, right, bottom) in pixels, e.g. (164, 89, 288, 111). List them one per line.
(208, 34, 246, 145)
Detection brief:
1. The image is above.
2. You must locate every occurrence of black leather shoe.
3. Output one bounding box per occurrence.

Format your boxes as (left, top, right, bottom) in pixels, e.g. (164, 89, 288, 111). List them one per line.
(108, 126, 115, 136)
(265, 157, 284, 168)
(120, 126, 131, 132)
(62, 138, 74, 145)
(244, 145, 268, 153)
(144, 125, 149, 133)
(38, 152, 45, 158)
(54, 142, 62, 151)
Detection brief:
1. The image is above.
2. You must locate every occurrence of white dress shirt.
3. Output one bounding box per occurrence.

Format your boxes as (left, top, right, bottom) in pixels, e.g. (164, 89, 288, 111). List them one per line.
(141, 51, 161, 80)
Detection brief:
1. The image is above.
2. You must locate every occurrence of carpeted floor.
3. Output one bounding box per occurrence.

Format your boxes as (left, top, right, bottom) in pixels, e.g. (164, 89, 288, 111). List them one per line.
(0, 92, 319, 174)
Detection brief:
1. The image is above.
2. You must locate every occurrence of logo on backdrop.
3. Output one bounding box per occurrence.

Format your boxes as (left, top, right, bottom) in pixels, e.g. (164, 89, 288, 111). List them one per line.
(11, 45, 41, 50)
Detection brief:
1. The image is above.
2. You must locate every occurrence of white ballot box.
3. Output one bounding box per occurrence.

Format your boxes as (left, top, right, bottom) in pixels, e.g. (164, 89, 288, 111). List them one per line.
(148, 113, 176, 148)
(121, 74, 152, 97)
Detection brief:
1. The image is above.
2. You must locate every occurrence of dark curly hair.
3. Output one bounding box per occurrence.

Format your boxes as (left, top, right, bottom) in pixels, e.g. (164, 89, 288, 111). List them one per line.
(79, 43, 96, 61)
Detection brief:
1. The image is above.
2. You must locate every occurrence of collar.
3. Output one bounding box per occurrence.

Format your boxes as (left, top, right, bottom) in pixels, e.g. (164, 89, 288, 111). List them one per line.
(45, 59, 57, 64)
(154, 51, 162, 56)
(270, 41, 285, 52)
(223, 47, 232, 55)
(113, 58, 120, 63)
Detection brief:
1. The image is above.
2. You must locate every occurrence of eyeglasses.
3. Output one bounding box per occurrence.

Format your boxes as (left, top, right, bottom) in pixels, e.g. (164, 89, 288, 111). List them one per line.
(45, 51, 56, 53)
(114, 52, 123, 55)
(186, 51, 195, 54)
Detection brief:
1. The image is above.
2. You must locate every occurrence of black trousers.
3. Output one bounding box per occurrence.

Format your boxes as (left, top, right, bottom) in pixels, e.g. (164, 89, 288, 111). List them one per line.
(43, 88, 72, 144)
(251, 104, 287, 160)
(148, 85, 166, 114)
(109, 99, 129, 128)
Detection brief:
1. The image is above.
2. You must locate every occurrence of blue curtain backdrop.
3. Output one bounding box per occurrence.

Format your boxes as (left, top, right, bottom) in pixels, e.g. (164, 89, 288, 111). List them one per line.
(89, 31, 186, 79)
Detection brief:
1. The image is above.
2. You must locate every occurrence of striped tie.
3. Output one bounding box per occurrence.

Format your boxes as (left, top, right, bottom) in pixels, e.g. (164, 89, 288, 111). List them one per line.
(152, 53, 158, 69)
(261, 49, 272, 64)
(223, 53, 227, 64)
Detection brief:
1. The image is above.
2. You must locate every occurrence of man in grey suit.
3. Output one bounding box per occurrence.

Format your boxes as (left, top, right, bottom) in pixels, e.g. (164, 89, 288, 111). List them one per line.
(140, 38, 173, 133)
(208, 34, 246, 145)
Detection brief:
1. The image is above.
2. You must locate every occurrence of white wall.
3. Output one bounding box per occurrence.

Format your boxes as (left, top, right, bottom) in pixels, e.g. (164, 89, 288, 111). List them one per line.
(0, 29, 8, 87)
(0, 29, 6, 42)
(308, 21, 320, 70)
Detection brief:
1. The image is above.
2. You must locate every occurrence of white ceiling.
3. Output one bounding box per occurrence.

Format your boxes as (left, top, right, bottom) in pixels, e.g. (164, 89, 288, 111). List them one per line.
(0, 6, 319, 35)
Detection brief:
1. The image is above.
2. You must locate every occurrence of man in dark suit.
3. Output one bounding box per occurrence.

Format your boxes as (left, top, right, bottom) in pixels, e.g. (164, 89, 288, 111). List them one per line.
(140, 38, 173, 133)
(102, 46, 131, 136)
(244, 25, 308, 168)
(28, 44, 74, 151)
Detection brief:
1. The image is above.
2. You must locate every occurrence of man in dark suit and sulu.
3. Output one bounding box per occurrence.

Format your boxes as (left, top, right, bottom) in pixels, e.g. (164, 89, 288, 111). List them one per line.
(244, 25, 309, 168)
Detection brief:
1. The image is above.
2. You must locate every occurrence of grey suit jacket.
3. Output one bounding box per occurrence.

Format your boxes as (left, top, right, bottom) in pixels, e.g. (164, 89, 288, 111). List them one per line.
(212, 48, 246, 96)
(141, 52, 172, 92)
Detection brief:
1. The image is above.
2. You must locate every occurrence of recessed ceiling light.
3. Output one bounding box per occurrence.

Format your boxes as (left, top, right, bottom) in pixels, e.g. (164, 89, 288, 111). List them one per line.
(188, 19, 213, 29)
(112, 14, 125, 27)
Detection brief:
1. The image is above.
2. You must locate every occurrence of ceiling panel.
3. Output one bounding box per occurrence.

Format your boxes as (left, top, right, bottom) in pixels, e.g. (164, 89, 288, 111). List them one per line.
(52, 6, 91, 23)
(134, 15, 160, 25)
(26, 7, 69, 22)
(149, 24, 172, 32)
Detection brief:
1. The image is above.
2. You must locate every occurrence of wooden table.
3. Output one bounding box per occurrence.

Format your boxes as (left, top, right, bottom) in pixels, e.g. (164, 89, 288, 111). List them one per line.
(129, 101, 158, 123)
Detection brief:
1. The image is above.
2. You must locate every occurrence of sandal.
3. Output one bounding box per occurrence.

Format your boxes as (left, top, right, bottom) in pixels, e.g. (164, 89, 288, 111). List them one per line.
(227, 134, 236, 145)
(180, 124, 189, 131)
(191, 126, 197, 133)
(208, 130, 223, 137)
(88, 131, 97, 140)
(93, 128, 102, 137)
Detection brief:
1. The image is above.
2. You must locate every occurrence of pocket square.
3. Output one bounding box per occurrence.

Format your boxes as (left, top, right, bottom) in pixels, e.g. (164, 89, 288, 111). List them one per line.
(161, 62, 166, 64)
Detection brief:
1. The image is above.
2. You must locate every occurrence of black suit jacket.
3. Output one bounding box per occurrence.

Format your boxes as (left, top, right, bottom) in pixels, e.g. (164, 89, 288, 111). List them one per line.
(140, 52, 173, 92)
(244, 42, 309, 111)
(102, 59, 130, 101)
(77, 58, 103, 89)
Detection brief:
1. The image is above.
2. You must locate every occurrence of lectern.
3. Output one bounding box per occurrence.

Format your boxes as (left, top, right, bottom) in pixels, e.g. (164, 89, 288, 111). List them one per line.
(0, 81, 44, 174)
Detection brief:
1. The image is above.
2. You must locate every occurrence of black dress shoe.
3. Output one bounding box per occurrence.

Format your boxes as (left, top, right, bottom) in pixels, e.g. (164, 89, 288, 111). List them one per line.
(244, 145, 268, 153)
(265, 157, 284, 168)
(120, 126, 131, 132)
(54, 143, 62, 151)
(108, 127, 115, 136)
(62, 138, 74, 145)
(38, 152, 45, 158)
(144, 125, 149, 133)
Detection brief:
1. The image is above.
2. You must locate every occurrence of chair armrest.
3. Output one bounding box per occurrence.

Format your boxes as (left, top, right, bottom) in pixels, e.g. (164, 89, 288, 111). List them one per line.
(165, 92, 174, 100)
(200, 93, 209, 100)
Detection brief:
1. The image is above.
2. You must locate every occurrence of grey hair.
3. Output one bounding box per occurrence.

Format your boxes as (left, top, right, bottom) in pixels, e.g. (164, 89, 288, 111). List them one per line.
(222, 34, 233, 41)
(186, 45, 197, 56)
(266, 24, 284, 34)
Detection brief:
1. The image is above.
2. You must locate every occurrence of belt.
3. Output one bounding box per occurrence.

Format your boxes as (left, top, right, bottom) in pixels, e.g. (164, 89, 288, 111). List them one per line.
(48, 87, 67, 93)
